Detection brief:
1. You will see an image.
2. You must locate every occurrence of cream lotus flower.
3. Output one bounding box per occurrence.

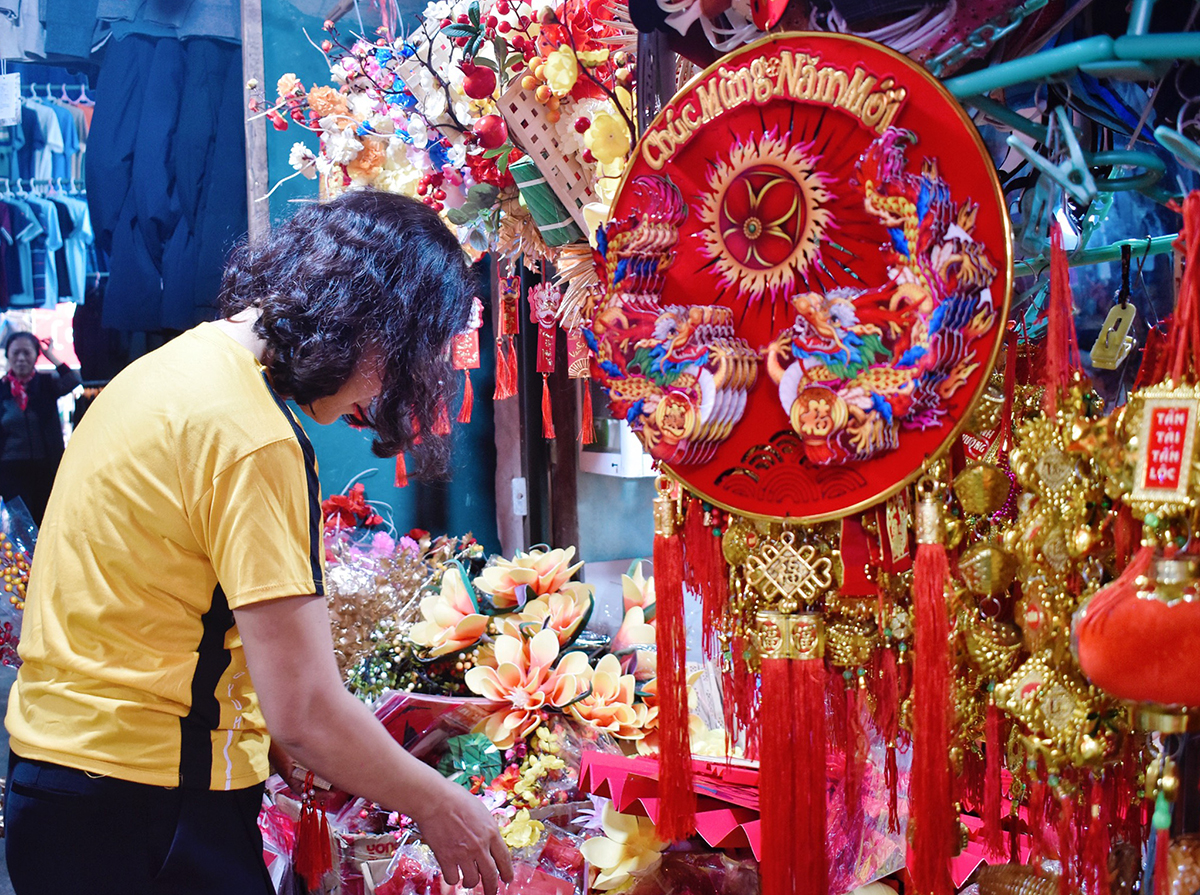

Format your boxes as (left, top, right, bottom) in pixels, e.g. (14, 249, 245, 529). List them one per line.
(611, 606, 655, 655)
(621, 562, 655, 617)
(567, 654, 645, 739)
(579, 802, 666, 891)
(464, 629, 590, 749)
(503, 582, 593, 647)
(408, 567, 488, 657)
(474, 547, 584, 610)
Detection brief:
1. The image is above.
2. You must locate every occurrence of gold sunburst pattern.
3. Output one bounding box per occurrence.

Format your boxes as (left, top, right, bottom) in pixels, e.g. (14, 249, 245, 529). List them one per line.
(696, 129, 835, 301)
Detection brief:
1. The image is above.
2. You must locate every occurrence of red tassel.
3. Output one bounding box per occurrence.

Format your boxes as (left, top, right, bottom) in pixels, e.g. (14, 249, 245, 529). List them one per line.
(1081, 787, 1109, 895)
(1113, 503, 1137, 569)
(506, 338, 519, 397)
(983, 697, 1005, 858)
(394, 454, 408, 488)
(910, 525, 955, 895)
(683, 499, 728, 661)
(493, 339, 511, 400)
(759, 658, 796, 895)
(845, 678, 867, 823)
(541, 374, 556, 439)
(457, 370, 474, 424)
(876, 648, 899, 742)
(1057, 795, 1075, 895)
(1027, 772, 1047, 867)
(432, 401, 452, 436)
(795, 657, 828, 895)
(1169, 192, 1200, 384)
(293, 774, 332, 891)
(1155, 825, 1170, 895)
(579, 381, 595, 444)
(652, 511, 694, 841)
(885, 743, 900, 834)
(1043, 222, 1082, 416)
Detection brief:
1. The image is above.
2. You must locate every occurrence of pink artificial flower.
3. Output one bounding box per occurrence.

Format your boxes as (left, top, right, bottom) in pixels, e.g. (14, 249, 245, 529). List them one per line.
(408, 567, 488, 658)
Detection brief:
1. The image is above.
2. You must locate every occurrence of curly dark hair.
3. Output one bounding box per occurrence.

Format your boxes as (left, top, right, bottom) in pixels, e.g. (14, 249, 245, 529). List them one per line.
(219, 189, 473, 478)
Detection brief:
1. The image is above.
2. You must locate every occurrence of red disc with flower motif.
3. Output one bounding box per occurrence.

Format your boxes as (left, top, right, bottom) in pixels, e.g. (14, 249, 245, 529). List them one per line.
(588, 33, 1012, 521)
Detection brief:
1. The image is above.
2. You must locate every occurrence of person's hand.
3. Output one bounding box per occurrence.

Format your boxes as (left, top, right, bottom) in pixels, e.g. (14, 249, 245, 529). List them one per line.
(410, 775, 513, 895)
(39, 339, 61, 366)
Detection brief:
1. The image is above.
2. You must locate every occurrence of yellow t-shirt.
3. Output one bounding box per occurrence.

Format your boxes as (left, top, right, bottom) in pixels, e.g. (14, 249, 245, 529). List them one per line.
(6, 323, 325, 791)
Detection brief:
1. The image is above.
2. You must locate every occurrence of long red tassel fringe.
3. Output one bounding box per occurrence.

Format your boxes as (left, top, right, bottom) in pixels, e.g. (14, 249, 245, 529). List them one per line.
(983, 698, 1005, 858)
(1043, 221, 1082, 416)
(796, 658, 828, 895)
(652, 525, 694, 841)
(910, 538, 955, 895)
(579, 382, 595, 444)
(759, 659, 796, 895)
(506, 339, 519, 397)
(394, 454, 408, 488)
(541, 374, 556, 439)
(494, 339, 511, 400)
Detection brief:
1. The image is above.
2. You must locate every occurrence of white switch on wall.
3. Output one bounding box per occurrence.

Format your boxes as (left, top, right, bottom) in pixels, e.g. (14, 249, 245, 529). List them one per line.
(511, 477, 528, 517)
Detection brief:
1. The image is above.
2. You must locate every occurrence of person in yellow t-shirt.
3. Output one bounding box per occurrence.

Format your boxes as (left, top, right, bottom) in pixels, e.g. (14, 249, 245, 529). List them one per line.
(3, 190, 513, 895)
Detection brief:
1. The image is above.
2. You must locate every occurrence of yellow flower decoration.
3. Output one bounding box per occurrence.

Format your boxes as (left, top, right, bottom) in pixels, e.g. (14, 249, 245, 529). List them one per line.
(542, 46, 578, 97)
(579, 803, 666, 891)
(576, 48, 610, 67)
(502, 809, 544, 850)
(584, 112, 631, 166)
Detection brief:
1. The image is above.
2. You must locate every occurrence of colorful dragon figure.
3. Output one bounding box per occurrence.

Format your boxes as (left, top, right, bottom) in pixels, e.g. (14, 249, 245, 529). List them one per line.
(585, 176, 759, 465)
(764, 127, 1000, 465)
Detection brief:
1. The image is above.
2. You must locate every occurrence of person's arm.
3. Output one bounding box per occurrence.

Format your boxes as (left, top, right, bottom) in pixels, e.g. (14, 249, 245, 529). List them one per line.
(235, 594, 513, 895)
(40, 341, 80, 396)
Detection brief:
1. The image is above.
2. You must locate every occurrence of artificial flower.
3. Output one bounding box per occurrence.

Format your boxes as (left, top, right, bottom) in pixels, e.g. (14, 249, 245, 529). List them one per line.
(474, 546, 584, 610)
(325, 127, 365, 165)
(506, 582, 594, 647)
(322, 482, 382, 532)
(577, 48, 610, 67)
(288, 143, 318, 179)
(464, 629, 590, 748)
(308, 84, 349, 119)
(347, 135, 386, 180)
(566, 654, 645, 739)
(579, 802, 666, 891)
(610, 605, 655, 655)
(501, 809, 544, 850)
(408, 566, 488, 657)
(276, 72, 304, 99)
(621, 561, 655, 616)
(584, 111, 630, 165)
(542, 46, 579, 97)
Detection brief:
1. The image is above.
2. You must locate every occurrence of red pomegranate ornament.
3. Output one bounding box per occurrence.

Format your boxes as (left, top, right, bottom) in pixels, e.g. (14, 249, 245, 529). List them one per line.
(472, 114, 508, 150)
(461, 61, 497, 100)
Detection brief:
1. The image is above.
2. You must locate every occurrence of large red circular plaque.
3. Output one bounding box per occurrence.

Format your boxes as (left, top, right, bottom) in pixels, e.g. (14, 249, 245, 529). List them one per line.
(588, 33, 1012, 522)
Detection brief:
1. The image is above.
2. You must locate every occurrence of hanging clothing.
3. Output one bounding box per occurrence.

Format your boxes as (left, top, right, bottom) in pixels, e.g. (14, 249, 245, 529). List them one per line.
(23, 193, 63, 307)
(88, 34, 247, 331)
(3, 197, 42, 308)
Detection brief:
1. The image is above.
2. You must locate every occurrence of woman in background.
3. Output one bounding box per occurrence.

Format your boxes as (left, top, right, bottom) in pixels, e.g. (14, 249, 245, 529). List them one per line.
(0, 331, 80, 524)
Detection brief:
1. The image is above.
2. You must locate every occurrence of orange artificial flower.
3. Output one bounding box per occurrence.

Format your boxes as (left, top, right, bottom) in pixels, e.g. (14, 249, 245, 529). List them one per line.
(566, 654, 645, 739)
(474, 546, 584, 610)
(408, 567, 488, 658)
(464, 629, 590, 748)
(308, 85, 349, 119)
(347, 134, 385, 180)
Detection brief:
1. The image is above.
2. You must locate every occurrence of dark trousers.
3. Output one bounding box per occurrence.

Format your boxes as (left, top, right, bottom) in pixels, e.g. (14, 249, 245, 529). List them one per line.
(4, 754, 274, 894)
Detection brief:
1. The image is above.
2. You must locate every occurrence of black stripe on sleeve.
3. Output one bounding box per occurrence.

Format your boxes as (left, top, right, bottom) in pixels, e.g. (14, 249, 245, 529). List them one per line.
(260, 373, 324, 596)
(179, 584, 234, 789)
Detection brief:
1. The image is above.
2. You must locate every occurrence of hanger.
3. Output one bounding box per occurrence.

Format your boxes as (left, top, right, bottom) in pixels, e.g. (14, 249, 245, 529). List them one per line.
(1006, 105, 1097, 206)
(75, 82, 92, 106)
